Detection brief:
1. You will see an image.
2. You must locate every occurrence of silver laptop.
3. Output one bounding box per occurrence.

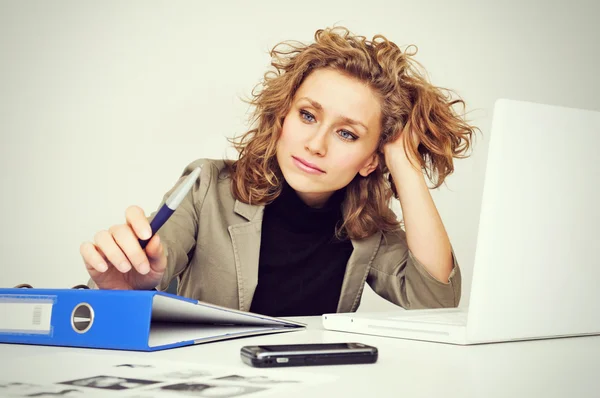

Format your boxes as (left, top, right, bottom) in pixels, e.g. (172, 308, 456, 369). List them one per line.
(322, 98, 600, 344)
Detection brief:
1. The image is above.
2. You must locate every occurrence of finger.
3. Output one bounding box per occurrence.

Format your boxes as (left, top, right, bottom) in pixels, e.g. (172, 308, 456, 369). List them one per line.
(94, 229, 132, 273)
(79, 242, 108, 273)
(110, 224, 151, 275)
(125, 205, 152, 240)
(145, 234, 167, 272)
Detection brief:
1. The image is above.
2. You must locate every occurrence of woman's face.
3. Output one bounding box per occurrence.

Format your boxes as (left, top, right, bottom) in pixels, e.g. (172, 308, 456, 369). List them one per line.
(276, 68, 382, 208)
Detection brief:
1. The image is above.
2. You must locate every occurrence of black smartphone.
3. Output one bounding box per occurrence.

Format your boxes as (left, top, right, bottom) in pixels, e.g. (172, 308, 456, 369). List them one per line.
(240, 342, 378, 368)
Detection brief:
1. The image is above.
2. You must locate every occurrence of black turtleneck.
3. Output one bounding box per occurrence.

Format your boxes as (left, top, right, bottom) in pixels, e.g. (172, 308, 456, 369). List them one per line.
(249, 180, 354, 317)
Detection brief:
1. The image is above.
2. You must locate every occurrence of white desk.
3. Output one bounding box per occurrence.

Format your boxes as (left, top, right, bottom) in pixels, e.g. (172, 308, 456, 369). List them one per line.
(1, 316, 599, 398)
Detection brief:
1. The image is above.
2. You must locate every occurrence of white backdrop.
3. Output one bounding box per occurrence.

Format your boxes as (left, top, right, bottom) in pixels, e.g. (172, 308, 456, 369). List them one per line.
(1, 0, 598, 311)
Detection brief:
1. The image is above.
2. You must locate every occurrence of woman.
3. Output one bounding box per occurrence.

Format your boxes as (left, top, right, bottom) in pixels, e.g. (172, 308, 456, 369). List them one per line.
(80, 26, 476, 317)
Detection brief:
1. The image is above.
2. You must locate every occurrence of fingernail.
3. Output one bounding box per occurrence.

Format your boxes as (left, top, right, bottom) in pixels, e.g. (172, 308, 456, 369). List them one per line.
(120, 262, 131, 272)
(139, 262, 149, 275)
(97, 263, 108, 272)
(144, 229, 152, 240)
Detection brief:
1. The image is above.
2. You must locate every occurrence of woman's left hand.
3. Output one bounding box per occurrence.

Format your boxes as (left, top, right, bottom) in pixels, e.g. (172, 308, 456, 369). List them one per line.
(381, 124, 454, 283)
(383, 125, 422, 174)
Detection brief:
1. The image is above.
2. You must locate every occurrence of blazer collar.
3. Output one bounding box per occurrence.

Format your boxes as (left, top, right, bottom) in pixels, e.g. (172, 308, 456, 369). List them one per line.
(233, 199, 263, 221)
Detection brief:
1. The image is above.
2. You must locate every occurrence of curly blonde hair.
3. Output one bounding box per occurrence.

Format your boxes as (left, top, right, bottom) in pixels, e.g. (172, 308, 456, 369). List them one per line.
(228, 26, 477, 240)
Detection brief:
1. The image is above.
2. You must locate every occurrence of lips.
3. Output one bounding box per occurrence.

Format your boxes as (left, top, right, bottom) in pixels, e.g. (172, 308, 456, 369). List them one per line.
(292, 156, 325, 173)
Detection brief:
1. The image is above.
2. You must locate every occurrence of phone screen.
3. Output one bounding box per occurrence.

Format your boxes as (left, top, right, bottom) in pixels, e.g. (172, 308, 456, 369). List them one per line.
(257, 343, 354, 352)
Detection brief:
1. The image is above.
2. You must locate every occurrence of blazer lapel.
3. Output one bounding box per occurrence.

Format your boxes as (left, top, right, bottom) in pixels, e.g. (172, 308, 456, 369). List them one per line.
(228, 199, 264, 311)
(337, 231, 383, 312)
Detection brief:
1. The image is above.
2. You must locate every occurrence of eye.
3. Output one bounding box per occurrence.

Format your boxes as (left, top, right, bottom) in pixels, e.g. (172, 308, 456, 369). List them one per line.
(338, 129, 358, 142)
(300, 110, 315, 123)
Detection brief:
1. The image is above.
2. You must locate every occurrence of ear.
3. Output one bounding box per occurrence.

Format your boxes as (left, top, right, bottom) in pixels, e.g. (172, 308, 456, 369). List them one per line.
(358, 154, 379, 177)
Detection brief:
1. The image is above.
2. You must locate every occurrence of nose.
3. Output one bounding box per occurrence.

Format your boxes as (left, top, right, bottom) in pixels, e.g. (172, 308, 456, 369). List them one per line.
(305, 127, 328, 157)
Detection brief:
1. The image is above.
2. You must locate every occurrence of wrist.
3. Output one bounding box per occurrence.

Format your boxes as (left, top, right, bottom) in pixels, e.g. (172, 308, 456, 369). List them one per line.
(387, 155, 422, 180)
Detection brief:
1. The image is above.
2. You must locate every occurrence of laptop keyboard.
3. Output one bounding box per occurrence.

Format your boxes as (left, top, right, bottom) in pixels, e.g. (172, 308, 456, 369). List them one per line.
(389, 310, 468, 326)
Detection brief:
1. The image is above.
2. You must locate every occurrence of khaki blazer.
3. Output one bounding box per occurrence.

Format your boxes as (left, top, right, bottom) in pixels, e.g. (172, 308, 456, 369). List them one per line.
(92, 158, 462, 313)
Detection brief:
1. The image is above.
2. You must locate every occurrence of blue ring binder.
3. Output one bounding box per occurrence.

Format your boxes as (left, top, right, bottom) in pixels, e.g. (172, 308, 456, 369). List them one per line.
(0, 288, 306, 351)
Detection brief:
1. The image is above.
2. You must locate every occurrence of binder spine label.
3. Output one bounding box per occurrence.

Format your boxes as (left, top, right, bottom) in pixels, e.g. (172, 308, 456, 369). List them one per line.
(0, 295, 55, 335)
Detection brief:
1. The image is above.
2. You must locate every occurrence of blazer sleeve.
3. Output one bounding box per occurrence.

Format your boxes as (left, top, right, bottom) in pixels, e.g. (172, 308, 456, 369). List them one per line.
(366, 229, 462, 309)
(152, 160, 214, 291)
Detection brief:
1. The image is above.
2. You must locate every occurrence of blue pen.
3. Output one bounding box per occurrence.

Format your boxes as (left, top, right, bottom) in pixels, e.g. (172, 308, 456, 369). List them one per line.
(139, 166, 202, 249)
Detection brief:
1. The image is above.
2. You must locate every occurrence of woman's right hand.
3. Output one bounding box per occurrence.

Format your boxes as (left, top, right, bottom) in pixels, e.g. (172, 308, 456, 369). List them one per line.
(80, 205, 167, 290)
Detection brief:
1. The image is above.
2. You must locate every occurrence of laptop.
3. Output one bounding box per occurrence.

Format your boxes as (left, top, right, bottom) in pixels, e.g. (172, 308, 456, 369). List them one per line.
(322, 98, 600, 344)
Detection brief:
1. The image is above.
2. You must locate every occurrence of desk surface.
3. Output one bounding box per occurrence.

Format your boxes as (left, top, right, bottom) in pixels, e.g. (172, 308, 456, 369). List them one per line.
(2, 316, 599, 398)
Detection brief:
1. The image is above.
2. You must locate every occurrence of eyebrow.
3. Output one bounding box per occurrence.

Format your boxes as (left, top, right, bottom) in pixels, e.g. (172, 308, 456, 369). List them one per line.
(298, 97, 369, 133)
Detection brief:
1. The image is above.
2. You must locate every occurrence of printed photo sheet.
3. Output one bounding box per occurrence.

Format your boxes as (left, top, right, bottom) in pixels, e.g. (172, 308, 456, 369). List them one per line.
(0, 352, 338, 397)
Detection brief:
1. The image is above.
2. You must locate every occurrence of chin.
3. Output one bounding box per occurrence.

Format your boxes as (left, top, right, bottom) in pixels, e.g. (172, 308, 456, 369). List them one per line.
(281, 168, 321, 192)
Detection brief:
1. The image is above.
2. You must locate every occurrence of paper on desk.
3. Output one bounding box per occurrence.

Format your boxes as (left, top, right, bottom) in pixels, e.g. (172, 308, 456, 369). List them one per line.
(0, 352, 337, 397)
